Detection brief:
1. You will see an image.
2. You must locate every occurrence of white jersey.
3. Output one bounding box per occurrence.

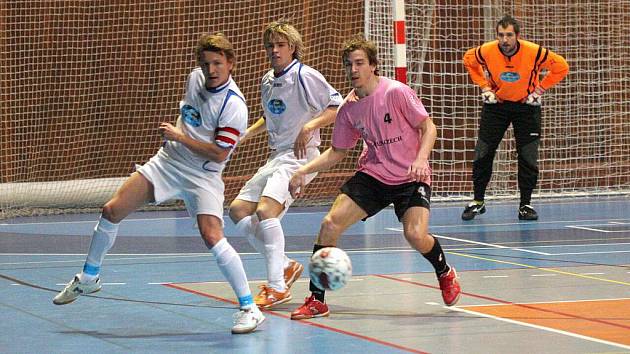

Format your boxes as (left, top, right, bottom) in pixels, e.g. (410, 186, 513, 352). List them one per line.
(261, 59, 342, 151)
(159, 69, 247, 175)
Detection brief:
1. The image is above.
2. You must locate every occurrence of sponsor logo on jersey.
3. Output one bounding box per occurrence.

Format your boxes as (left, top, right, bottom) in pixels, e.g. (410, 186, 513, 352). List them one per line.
(181, 104, 202, 127)
(370, 135, 403, 148)
(267, 99, 286, 114)
(500, 71, 520, 82)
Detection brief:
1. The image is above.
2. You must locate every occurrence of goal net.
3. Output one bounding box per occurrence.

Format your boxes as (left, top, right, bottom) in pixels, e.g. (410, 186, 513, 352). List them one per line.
(366, 0, 630, 201)
(2, 1, 629, 218)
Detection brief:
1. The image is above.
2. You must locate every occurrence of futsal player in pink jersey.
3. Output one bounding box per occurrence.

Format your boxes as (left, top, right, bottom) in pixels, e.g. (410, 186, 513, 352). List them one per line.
(288, 35, 462, 320)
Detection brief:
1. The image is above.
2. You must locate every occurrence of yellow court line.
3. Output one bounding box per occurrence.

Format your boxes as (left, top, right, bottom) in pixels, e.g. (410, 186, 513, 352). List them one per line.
(447, 251, 630, 286)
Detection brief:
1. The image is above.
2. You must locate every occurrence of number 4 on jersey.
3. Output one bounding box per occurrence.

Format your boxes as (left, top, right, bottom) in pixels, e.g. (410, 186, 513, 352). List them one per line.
(383, 113, 392, 124)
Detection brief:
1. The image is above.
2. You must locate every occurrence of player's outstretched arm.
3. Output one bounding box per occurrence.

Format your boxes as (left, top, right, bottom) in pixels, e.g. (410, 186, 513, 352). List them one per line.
(240, 117, 267, 145)
(294, 106, 338, 159)
(289, 146, 348, 198)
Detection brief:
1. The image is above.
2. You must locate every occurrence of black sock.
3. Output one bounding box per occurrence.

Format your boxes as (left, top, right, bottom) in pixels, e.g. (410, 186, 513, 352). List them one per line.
(309, 244, 330, 302)
(520, 190, 532, 207)
(421, 236, 449, 277)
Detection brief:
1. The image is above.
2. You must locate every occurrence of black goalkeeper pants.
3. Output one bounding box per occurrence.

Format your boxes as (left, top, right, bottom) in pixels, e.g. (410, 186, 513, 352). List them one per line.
(472, 102, 542, 204)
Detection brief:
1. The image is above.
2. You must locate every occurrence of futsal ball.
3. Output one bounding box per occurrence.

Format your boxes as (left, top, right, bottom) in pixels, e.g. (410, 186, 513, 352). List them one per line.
(309, 247, 352, 291)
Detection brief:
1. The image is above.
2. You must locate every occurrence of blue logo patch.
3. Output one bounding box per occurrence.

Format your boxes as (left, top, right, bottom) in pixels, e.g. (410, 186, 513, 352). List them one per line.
(267, 99, 286, 114)
(181, 104, 201, 127)
(500, 71, 520, 82)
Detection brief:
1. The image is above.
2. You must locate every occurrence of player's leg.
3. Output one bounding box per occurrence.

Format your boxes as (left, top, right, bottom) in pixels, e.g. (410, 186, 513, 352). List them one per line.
(53, 172, 154, 305)
(513, 104, 542, 220)
(251, 196, 293, 308)
(463, 103, 511, 220)
(291, 193, 368, 320)
(401, 208, 461, 306)
(228, 198, 262, 254)
(197, 214, 264, 334)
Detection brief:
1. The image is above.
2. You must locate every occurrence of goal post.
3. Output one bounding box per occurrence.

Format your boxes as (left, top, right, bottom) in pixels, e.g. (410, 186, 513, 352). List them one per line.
(2, 1, 629, 218)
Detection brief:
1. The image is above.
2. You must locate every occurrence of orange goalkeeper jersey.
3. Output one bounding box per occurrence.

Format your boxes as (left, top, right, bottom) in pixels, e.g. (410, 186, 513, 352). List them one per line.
(463, 39, 569, 102)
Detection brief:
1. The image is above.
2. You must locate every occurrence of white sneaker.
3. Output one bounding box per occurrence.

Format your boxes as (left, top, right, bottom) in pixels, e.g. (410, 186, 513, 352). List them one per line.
(53, 274, 102, 305)
(231, 306, 265, 334)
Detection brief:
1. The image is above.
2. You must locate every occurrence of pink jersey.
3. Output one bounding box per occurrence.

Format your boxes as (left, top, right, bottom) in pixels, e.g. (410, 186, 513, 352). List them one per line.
(332, 77, 431, 185)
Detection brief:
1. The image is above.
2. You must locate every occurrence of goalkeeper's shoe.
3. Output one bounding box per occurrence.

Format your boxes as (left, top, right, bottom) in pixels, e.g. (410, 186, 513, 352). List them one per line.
(291, 295, 329, 320)
(461, 201, 486, 220)
(518, 205, 538, 220)
(53, 275, 101, 305)
(232, 306, 265, 334)
(438, 266, 461, 306)
(284, 259, 304, 288)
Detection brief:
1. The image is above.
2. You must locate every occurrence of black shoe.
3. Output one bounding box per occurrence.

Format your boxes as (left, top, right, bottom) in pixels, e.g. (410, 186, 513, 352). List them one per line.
(518, 205, 538, 220)
(462, 202, 486, 220)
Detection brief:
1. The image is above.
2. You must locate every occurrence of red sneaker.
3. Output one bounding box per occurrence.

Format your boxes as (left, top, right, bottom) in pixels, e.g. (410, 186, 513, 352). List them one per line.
(438, 266, 461, 306)
(290, 295, 329, 320)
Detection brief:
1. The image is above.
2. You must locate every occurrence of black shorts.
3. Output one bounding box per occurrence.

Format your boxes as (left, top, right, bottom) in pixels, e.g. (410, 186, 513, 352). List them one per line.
(340, 171, 431, 221)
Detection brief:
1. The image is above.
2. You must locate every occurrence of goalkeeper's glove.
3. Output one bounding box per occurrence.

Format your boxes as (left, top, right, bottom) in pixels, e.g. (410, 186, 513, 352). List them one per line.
(525, 86, 545, 106)
(481, 88, 497, 104)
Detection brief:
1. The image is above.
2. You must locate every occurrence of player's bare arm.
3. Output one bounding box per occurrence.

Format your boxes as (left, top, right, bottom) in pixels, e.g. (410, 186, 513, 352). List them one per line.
(408, 117, 437, 182)
(240, 117, 267, 145)
(159, 120, 232, 163)
(293, 106, 338, 159)
(289, 146, 348, 198)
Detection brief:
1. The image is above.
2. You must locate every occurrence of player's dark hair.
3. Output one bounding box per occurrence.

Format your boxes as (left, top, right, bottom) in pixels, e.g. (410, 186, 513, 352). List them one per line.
(341, 34, 379, 75)
(196, 32, 235, 64)
(496, 15, 520, 35)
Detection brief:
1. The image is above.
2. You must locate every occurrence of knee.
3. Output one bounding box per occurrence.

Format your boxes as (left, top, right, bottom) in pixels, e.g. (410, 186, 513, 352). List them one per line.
(200, 229, 223, 249)
(227, 205, 242, 224)
(518, 139, 539, 167)
(101, 203, 123, 224)
(403, 225, 430, 243)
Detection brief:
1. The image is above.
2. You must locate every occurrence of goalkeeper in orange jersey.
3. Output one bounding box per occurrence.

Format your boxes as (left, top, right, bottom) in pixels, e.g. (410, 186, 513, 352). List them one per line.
(461, 15, 569, 221)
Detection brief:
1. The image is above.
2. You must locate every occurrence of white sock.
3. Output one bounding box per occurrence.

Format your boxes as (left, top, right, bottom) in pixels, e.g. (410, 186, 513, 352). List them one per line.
(256, 218, 286, 291)
(235, 215, 266, 257)
(80, 215, 119, 283)
(210, 238, 253, 308)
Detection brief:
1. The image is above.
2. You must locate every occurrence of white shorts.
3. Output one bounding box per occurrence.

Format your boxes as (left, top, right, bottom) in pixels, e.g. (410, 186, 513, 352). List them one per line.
(137, 153, 225, 223)
(235, 147, 319, 208)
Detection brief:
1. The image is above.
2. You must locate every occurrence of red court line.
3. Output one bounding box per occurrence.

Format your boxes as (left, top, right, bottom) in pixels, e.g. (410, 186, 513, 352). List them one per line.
(164, 283, 428, 354)
(375, 274, 630, 331)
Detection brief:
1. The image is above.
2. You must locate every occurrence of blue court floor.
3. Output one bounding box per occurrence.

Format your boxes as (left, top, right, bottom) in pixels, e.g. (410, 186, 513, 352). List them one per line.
(1, 196, 629, 353)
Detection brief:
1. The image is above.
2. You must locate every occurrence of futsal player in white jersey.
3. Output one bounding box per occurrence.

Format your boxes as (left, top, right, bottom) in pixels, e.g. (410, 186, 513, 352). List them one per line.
(228, 21, 342, 309)
(53, 33, 264, 334)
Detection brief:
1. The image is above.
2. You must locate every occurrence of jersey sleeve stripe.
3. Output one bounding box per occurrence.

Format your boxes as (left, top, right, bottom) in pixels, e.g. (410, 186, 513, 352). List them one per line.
(217, 126, 240, 136)
(475, 46, 486, 65)
(215, 133, 238, 147)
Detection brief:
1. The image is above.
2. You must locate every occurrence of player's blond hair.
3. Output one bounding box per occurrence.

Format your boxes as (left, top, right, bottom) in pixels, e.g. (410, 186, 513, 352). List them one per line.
(263, 21, 303, 60)
(342, 35, 379, 75)
(195, 32, 235, 65)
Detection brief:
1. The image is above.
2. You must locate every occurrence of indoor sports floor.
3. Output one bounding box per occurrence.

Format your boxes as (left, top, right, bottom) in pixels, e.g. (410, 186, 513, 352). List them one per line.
(1, 197, 629, 353)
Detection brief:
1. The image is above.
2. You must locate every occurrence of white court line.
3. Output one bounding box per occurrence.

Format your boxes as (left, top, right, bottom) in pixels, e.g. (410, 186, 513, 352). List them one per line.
(386, 228, 551, 255)
(531, 274, 557, 277)
(427, 217, 630, 230)
(566, 225, 627, 233)
(483, 275, 509, 278)
(547, 250, 630, 256)
(455, 297, 630, 307)
(448, 306, 630, 351)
